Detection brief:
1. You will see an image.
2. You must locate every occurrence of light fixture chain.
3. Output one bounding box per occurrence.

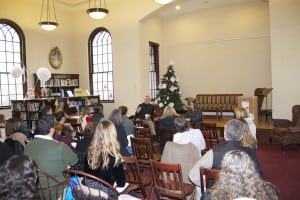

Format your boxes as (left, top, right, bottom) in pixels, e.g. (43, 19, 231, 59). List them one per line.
(51, 0, 58, 22)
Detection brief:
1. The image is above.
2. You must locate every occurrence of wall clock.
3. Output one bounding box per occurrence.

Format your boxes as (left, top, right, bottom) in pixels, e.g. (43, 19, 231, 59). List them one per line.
(49, 47, 62, 69)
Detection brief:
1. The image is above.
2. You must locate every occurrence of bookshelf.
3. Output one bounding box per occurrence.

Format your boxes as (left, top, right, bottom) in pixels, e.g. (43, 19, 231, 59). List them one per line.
(33, 73, 79, 97)
(11, 96, 100, 129)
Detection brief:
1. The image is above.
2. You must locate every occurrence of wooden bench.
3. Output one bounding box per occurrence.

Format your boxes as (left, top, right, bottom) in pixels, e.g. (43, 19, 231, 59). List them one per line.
(193, 94, 243, 118)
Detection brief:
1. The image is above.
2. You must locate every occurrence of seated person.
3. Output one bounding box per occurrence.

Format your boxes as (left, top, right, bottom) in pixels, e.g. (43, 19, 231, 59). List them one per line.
(0, 141, 16, 165)
(84, 120, 127, 194)
(12, 110, 33, 138)
(53, 111, 76, 145)
(109, 109, 131, 156)
(24, 114, 78, 183)
(173, 116, 206, 157)
(0, 155, 37, 200)
(208, 150, 279, 200)
(234, 107, 256, 139)
(5, 117, 28, 146)
(135, 95, 156, 135)
(91, 103, 104, 122)
(159, 106, 180, 130)
(80, 106, 92, 130)
(185, 101, 203, 123)
(189, 119, 263, 200)
(119, 106, 135, 136)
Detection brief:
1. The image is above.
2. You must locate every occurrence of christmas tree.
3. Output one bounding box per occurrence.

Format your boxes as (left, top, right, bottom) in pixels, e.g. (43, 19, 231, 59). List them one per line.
(156, 65, 185, 112)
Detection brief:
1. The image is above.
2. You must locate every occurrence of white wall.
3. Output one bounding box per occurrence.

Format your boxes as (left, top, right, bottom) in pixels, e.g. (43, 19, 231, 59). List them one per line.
(269, 0, 300, 119)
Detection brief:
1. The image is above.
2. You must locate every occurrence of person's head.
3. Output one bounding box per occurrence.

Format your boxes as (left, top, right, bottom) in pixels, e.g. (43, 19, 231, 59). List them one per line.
(82, 106, 91, 116)
(211, 150, 278, 200)
(224, 119, 244, 141)
(36, 114, 55, 136)
(93, 103, 104, 115)
(87, 120, 122, 170)
(40, 105, 53, 115)
(12, 110, 22, 120)
(234, 107, 249, 119)
(109, 109, 123, 126)
(0, 155, 37, 200)
(118, 106, 128, 116)
(174, 116, 189, 132)
(5, 118, 21, 136)
(144, 95, 151, 104)
(162, 106, 179, 119)
(53, 111, 66, 123)
(83, 121, 98, 136)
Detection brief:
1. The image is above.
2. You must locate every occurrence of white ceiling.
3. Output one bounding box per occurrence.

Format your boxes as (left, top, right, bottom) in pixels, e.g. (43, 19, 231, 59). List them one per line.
(56, 0, 268, 16)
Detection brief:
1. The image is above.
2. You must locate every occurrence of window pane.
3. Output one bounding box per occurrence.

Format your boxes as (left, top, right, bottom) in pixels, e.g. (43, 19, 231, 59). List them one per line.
(0, 20, 25, 107)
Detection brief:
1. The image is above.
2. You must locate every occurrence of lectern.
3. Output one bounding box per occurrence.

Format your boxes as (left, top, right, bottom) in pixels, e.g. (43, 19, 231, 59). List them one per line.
(254, 88, 273, 120)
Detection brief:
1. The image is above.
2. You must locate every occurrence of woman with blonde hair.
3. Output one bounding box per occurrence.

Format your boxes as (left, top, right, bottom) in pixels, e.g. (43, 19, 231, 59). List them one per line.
(84, 120, 126, 189)
(159, 105, 180, 130)
(210, 150, 279, 200)
(80, 106, 92, 129)
(234, 107, 256, 139)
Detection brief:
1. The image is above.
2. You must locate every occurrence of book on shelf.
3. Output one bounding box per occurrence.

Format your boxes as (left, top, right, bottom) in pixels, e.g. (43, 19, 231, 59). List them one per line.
(75, 88, 82, 97)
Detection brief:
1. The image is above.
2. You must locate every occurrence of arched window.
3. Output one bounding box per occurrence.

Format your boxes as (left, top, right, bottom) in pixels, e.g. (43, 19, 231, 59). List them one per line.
(88, 27, 114, 102)
(0, 19, 26, 108)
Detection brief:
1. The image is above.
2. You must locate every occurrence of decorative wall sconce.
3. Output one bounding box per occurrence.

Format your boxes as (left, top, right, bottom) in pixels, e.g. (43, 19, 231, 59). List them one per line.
(39, 0, 59, 31)
(87, 0, 109, 20)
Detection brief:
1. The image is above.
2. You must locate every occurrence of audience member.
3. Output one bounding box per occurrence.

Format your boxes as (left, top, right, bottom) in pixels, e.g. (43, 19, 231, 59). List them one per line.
(109, 109, 131, 156)
(5, 117, 28, 149)
(159, 105, 179, 130)
(0, 140, 16, 165)
(119, 105, 135, 136)
(189, 119, 263, 199)
(80, 106, 92, 129)
(234, 107, 256, 139)
(53, 111, 75, 145)
(0, 114, 6, 142)
(84, 120, 126, 190)
(135, 95, 156, 135)
(209, 150, 279, 200)
(0, 155, 37, 200)
(12, 110, 33, 138)
(173, 116, 206, 157)
(39, 105, 53, 117)
(185, 101, 203, 123)
(24, 114, 78, 183)
(91, 103, 104, 122)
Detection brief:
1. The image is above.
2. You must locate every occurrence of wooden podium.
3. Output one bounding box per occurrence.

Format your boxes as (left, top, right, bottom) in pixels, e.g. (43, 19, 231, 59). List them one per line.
(237, 96, 258, 124)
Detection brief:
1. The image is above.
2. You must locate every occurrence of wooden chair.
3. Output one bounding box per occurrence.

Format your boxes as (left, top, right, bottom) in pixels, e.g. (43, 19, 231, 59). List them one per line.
(199, 167, 220, 194)
(200, 122, 221, 154)
(135, 127, 160, 153)
(122, 156, 152, 199)
(36, 169, 69, 200)
(149, 160, 195, 200)
(160, 128, 177, 152)
(133, 119, 145, 128)
(130, 137, 161, 168)
(63, 169, 120, 200)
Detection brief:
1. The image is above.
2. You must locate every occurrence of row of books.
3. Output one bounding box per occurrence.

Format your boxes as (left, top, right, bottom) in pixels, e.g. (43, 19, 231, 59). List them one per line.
(45, 79, 79, 87)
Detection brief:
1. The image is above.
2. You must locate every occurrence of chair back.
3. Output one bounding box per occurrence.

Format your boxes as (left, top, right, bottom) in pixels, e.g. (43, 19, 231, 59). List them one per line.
(135, 127, 160, 153)
(292, 105, 300, 126)
(123, 156, 152, 198)
(133, 120, 145, 128)
(150, 160, 195, 200)
(200, 122, 221, 154)
(63, 169, 119, 200)
(130, 137, 160, 167)
(36, 169, 69, 200)
(199, 167, 220, 193)
(160, 128, 177, 151)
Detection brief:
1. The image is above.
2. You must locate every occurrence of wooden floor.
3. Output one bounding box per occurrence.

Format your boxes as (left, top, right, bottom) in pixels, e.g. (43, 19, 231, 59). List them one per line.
(202, 115, 273, 144)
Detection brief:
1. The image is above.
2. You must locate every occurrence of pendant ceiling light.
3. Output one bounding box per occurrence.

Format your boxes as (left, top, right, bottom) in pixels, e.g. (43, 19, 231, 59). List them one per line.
(87, 0, 109, 20)
(39, 0, 58, 31)
(154, 0, 173, 4)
